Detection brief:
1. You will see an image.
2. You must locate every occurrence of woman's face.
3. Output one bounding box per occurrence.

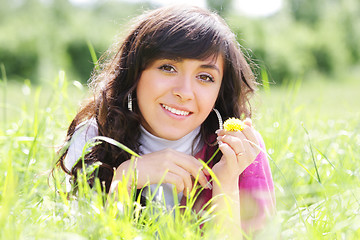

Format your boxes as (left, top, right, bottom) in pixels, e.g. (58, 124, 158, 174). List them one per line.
(136, 55, 223, 140)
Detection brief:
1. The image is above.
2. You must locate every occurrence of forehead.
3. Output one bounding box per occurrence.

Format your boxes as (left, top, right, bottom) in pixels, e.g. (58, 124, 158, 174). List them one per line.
(202, 54, 224, 66)
(198, 54, 224, 74)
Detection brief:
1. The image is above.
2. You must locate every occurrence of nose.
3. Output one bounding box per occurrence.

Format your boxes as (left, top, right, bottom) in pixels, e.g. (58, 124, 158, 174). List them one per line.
(172, 75, 195, 101)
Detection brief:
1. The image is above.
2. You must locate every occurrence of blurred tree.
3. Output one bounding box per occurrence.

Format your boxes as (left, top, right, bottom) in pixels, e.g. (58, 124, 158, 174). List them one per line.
(288, 0, 325, 25)
(1, 0, 359, 84)
(52, 0, 72, 23)
(232, 0, 360, 83)
(0, 0, 9, 21)
(66, 41, 94, 82)
(339, 0, 360, 64)
(0, 0, 148, 83)
(206, 0, 233, 16)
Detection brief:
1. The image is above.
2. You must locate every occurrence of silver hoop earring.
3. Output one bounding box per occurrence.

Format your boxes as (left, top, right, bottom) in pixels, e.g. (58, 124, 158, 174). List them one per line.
(127, 93, 133, 112)
(213, 108, 223, 130)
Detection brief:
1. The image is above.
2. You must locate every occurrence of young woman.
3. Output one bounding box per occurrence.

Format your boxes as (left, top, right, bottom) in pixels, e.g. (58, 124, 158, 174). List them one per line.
(57, 5, 275, 236)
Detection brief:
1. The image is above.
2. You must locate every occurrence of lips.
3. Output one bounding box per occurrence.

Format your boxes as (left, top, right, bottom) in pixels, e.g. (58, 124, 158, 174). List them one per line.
(161, 104, 191, 116)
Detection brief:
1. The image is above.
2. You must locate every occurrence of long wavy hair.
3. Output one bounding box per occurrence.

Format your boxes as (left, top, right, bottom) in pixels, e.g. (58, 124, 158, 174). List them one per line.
(56, 5, 257, 193)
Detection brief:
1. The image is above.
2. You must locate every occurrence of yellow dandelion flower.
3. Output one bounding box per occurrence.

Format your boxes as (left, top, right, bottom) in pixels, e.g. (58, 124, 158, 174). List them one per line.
(223, 118, 245, 131)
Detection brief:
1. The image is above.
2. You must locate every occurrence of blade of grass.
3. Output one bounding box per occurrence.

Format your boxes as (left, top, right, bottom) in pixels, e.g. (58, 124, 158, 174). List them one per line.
(293, 159, 317, 181)
(261, 68, 271, 95)
(1, 64, 7, 132)
(92, 136, 140, 157)
(314, 146, 336, 169)
(87, 40, 100, 72)
(302, 123, 321, 184)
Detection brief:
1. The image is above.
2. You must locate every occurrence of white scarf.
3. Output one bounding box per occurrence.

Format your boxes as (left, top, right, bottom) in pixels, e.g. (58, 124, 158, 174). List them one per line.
(139, 125, 202, 155)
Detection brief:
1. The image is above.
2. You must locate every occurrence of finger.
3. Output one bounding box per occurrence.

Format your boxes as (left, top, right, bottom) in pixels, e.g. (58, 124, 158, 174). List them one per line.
(243, 118, 252, 127)
(236, 143, 259, 168)
(218, 133, 258, 161)
(218, 142, 237, 168)
(216, 118, 252, 135)
(170, 152, 209, 189)
(165, 172, 185, 194)
(241, 126, 260, 153)
(218, 134, 245, 155)
(183, 161, 209, 189)
(201, 166, 210, 176)
(167, 164, 193, 195)
(216, 129, 226, 136)
(217, 129, 245, 139)
(219, 126, 259, 152)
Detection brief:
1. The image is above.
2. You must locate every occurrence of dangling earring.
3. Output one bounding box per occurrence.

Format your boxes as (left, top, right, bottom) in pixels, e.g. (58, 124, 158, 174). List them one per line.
(213, 108, 223, 130)
(127, 93, 133, 112)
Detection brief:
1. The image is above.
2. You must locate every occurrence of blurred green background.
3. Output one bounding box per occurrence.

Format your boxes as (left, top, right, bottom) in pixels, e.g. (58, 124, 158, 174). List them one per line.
(1, 0, 359, 85)
(1, 1, 360, 238)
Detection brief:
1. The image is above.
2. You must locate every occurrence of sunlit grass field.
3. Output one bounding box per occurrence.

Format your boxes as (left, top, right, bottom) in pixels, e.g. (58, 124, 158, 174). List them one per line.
(1, 70, 359, 239)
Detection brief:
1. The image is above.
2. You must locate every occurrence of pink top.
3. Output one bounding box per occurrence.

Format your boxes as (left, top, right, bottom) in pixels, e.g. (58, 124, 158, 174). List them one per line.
(187, 131, 275, 232)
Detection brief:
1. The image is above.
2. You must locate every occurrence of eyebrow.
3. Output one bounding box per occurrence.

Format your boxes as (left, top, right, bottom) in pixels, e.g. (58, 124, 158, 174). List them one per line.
(200, 64, 221, 75)
(158, 58, 221, 74)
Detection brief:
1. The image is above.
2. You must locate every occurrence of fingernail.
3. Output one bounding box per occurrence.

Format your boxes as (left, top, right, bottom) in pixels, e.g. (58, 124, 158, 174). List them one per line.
(202, 168, 210, 176)
(206, 181, 212, 190)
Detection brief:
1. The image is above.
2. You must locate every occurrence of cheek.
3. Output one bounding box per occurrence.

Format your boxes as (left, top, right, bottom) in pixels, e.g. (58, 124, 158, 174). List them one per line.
(198, 87, 221, 113)
(137, 74, 157, 103)
(136, 83, 146, 106)
(136, 82, 152, 116)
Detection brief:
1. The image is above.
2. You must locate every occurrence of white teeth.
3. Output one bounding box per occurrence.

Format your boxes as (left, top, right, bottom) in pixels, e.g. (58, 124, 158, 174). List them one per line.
(162, 104, 190, 116)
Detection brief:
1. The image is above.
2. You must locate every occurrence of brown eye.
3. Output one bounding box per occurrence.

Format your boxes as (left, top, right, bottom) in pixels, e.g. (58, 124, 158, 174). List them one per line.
(198, 74, 214, 83)
(159, 64, 176, 73)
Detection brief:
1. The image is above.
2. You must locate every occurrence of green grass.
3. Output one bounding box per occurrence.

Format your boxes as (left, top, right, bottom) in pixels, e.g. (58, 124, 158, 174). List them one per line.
(254, 78, 360, 239)
(1, 72, 360, 239)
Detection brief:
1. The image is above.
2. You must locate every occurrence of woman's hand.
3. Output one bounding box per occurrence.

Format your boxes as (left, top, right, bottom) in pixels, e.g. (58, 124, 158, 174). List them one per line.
(112, 149, 210, 196)
(212, 119, 260, 185)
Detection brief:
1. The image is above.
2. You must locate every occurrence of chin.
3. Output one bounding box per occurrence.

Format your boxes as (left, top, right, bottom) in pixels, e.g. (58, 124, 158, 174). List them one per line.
(158, 129, 190, 141)
(162, 134, 187, 141)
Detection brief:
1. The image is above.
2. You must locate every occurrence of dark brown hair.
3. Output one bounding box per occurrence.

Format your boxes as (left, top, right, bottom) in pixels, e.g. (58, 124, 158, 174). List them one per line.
(57, 5, 257, 193)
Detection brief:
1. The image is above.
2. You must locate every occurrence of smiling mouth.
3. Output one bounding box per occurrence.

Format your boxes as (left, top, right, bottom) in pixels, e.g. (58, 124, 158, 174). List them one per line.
(161, 104, 191, 116)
